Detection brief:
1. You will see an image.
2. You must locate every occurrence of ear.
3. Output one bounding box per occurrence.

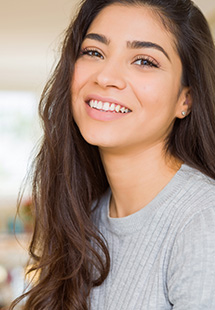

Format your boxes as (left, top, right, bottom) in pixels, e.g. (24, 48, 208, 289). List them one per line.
(176, 87, 192, 119)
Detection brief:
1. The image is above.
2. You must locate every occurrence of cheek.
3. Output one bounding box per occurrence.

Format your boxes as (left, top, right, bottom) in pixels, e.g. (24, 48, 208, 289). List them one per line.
(133, 77, 166, 106)
(72, 61, 90, 95)
(72, 65, 83, 94)
(133, 74, 178, 112)
(71, 66, 82, 118)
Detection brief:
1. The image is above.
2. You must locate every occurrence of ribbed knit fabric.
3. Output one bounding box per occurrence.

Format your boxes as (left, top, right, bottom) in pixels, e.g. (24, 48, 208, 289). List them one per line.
(91, 164, 215, 309)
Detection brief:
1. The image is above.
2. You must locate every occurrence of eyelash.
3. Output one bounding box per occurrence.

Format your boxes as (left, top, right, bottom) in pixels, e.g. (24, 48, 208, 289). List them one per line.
(133, 56, 160, 68)
(80, 48, 160, 68)
(80, 48, 104, 59)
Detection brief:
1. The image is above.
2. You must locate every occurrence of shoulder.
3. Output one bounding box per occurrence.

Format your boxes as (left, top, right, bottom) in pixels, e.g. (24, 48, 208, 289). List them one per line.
(167, 209, 215, 308)
(180, 164, 215, 195)
(167, 166, 215, 308)
(173, 164, 215, 228)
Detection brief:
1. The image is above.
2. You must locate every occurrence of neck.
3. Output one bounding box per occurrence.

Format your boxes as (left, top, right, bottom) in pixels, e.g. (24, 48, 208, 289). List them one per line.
(99, 144, 182, 218)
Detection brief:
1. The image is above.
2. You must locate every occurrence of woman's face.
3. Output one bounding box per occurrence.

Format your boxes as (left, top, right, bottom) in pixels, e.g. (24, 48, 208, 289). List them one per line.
(72, 4, 188, 153)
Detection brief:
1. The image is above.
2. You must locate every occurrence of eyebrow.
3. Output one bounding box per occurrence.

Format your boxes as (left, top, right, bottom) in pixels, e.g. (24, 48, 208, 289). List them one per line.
(84, 33, 170, 62)
(85, 33, 110, 45)
(127, 40, 170, 61)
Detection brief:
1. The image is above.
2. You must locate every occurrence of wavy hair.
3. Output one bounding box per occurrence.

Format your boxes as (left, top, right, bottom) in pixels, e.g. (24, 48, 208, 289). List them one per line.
(10, 0, 215, 309)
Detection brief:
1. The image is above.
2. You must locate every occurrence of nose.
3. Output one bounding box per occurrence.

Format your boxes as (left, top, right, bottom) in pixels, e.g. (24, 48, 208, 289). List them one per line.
(94, 60, 126, 90)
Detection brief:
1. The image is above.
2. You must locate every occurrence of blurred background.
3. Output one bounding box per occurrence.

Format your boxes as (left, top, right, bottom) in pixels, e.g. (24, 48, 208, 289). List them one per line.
(0, 0, 215, 308)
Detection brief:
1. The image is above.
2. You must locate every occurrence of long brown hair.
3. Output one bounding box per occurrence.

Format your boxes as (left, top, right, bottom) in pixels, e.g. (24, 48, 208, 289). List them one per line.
(10, 0, 215, 309)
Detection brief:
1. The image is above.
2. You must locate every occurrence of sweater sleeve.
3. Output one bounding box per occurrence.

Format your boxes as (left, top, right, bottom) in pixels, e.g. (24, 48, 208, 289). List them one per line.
(167, 206, 215, 310)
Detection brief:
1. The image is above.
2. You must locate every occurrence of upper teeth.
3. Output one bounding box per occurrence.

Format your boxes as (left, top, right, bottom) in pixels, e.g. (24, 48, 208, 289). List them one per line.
(89, 99, 130, 113)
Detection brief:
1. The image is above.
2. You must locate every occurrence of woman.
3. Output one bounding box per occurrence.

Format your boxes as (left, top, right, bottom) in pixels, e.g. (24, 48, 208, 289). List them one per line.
(10, 0, 215, 309)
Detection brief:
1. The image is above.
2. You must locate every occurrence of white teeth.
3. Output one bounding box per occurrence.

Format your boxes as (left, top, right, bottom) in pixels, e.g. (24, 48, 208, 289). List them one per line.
(92, 100, 97, 108)
(110, 103, 115, 111)
(115, 105, 121, 112)
(103, 102, 110, 111)
(88, 99, 130, 113)
(97, 101, 102, 109)
(89, 100, 94, 108)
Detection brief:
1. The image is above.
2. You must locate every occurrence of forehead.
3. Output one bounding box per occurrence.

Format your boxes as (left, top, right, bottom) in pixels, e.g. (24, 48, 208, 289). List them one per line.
(86, 4, 177, 51)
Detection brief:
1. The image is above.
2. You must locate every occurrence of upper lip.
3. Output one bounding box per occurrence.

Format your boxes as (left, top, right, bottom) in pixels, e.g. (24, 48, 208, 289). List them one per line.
(85, 94, 131, 110)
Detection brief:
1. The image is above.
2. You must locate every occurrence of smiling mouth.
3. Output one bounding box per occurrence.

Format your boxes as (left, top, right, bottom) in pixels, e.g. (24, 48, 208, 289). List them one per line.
(87, 99, 131, 113)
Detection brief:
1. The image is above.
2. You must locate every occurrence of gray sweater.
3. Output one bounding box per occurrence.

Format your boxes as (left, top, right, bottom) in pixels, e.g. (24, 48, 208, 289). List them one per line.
(91, 164, 215, 309)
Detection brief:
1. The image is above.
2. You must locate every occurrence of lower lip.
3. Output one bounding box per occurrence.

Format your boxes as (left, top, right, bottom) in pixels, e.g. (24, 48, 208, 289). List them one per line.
(85, 103, 130, 121)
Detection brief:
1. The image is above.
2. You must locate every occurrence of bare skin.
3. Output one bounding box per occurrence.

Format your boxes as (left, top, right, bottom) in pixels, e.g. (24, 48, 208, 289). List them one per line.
(100, 143, 182, 218)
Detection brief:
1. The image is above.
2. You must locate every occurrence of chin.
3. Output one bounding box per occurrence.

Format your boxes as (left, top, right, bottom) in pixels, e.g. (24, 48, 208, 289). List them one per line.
(78, 124, 116, 146)
(84, 136, 115, 148)
(81, 133, 118, 149)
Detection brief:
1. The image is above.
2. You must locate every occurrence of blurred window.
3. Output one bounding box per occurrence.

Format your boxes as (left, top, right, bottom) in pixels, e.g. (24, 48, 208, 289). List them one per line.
(0, 91, 39, 198)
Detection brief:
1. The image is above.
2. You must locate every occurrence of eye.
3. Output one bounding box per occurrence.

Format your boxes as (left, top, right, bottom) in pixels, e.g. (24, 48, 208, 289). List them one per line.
(133, 56, 160, 68)
(80, 48, 104, 59)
